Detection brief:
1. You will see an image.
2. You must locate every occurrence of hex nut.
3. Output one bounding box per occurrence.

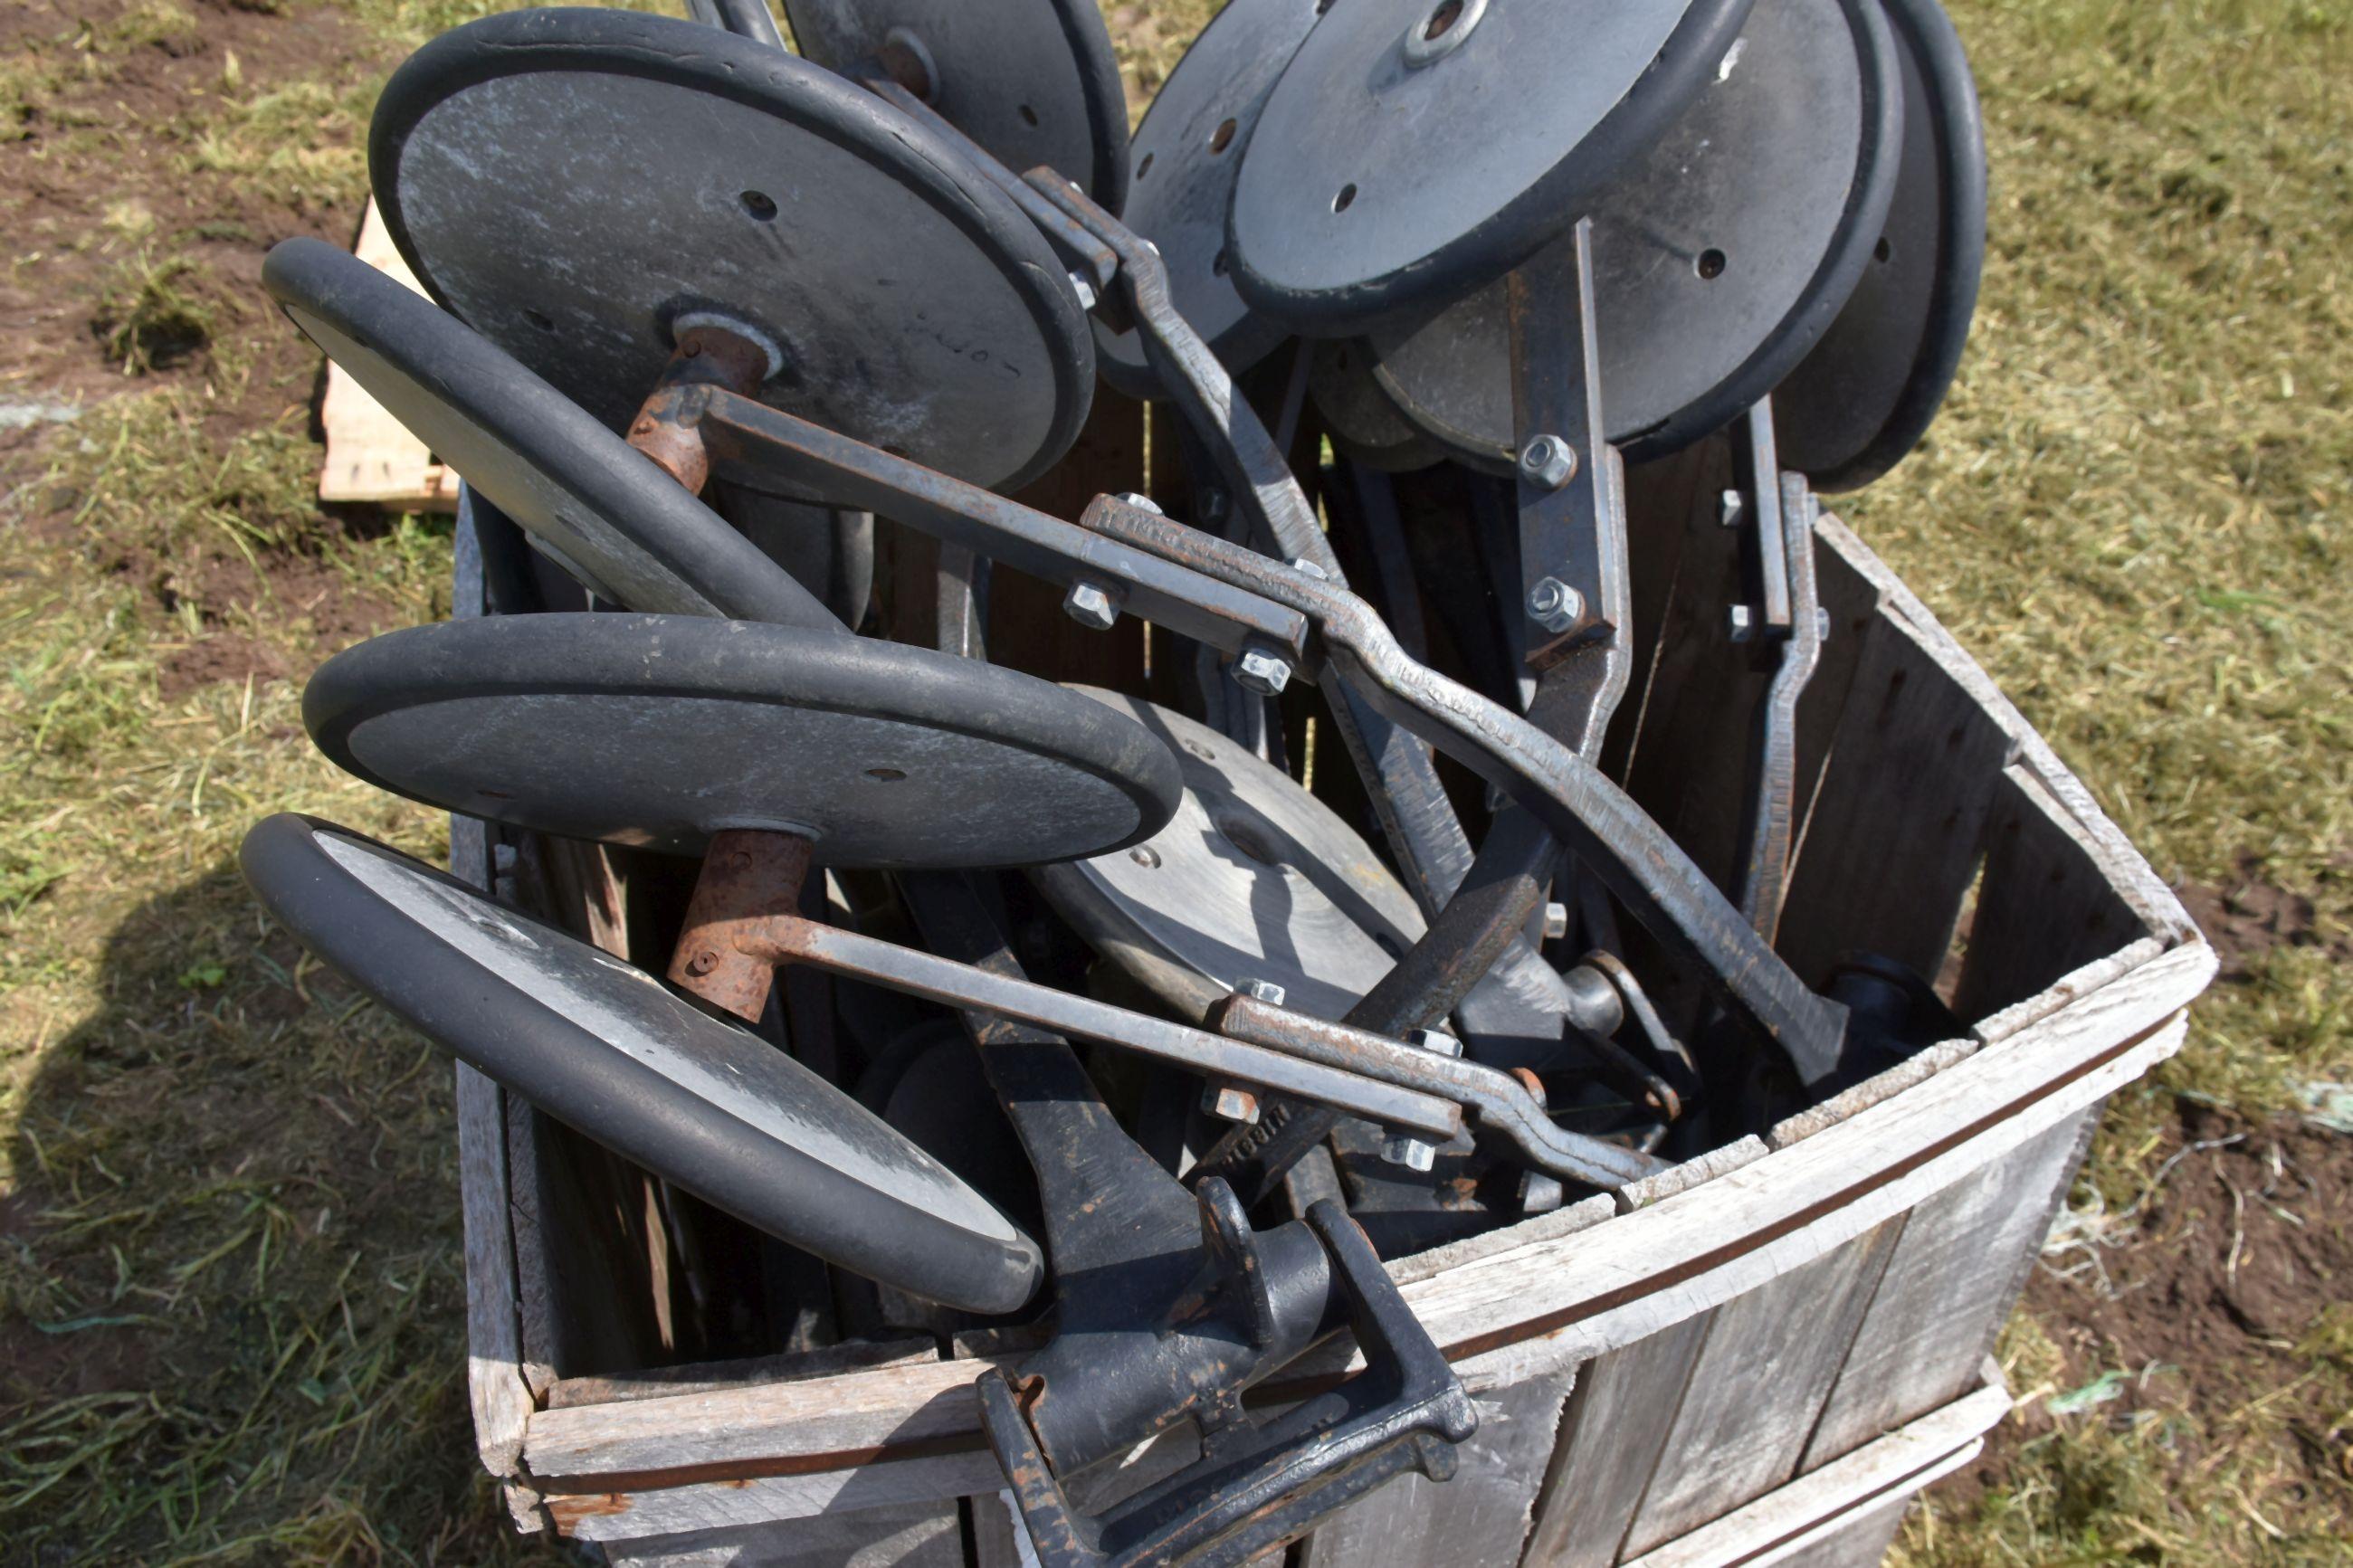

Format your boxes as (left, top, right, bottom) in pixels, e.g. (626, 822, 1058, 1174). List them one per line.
(1728, 603, 1757, 643)
(1518, 433, 1577, 490)
(1380, 1134, 1438, 1173)
(1240, 978, 1288, 1006)
(1233, 647, 1292, 698)
(1062, 581, 1119, 632)
(1528, 575, 1584, 633)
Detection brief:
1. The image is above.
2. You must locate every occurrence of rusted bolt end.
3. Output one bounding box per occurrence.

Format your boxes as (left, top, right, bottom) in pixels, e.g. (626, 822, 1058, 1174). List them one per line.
(1518, 433, 1577, 490)
(684, 949, 720, 978)
(1527, 575, 1583, 633)
(1062, 580, 1119, 632)
(1519, 1171, 1567, 1214)
(1202, 1084, 1262, 1124)
(1232, 647, 1291, 698)
(1510, 1067, 1548, 1109)
(1406, 1026, 1463, 1060)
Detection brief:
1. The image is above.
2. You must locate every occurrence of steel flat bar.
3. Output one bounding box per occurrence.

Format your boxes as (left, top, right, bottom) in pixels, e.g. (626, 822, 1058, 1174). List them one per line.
(767, 916, 1462, 1140)
(1734, 473, 1828, 943)
(679, 386, 1308, 660)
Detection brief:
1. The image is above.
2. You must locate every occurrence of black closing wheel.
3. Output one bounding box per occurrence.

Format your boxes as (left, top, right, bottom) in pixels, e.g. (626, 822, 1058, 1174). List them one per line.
(1773, 0, 1986, 491)
(1227, 0, 1756, 331)
(303, 614, 1183, 869)
(1031, 690, 1425, 1022)
(1093, 0, 1329, 398)
(241, 814, 1043, 1314)
(1364, 0, 1905, 465)
(781, 0, 1130, 214)
(263, 237, 836, 630)
(371, 7, 1094, 492)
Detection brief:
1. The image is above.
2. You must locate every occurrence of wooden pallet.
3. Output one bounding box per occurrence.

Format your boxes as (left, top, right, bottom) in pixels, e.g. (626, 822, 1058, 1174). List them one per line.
(443, 424, 2214, 1567)
(315, 200, 458, 513)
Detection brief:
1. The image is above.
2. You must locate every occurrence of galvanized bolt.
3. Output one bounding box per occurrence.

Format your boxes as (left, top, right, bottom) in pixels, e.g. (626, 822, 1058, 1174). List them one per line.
(1727, 603, 1756, 643)
(1062, 580, 1119, 632)
(1518, 1171, 1567, 1214)
(1232, 646, 1292, 698)
(1542, 902, 1569, 941)
(1382, 1029, 1462, 1172)
(1719, 489, 1745, 527)
(1380, 1132, 1438, 1173)
(1067, 271, 1098, 311)
(1286, 556, 1329, 580)
(1527, 575, 1584, 633)
(1202, 1084, 1262, 1124)
(1115, 491, 1164, 516)
(1204, 980, 1284, 1124)
(1519, 433, 1578, 490)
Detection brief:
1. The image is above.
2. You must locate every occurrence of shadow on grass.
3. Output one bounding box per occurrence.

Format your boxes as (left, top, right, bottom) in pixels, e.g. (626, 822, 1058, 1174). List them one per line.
(1, 861, 552, 1565)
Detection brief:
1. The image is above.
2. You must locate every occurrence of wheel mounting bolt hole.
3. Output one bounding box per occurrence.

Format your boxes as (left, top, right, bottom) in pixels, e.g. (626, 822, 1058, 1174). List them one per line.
(865, 766, 907, 782)
(740, 190, 777, 221)
(523, 309, 554, 332)
(1424, 0, 1462, 40)
(1210, 117, 1238, 153)
(1333, 183, 1358, 214)
(1695, 247, 1727, 280)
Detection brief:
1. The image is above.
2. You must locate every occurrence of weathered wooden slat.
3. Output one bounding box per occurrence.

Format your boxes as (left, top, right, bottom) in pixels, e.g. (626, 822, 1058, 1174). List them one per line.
(1775, 608, 2016, 988)
(1799, 1109, 2094, 1469)
(1954, 765, 2153, 1023)
(595, 1501, 967, 1566)
(1619, 1378, 2007, 1568)
(1618, 1222, 1903, 1556)
(1302, 1373, 1577, 1568)
(1520, 1318, 1712, 1566)
(317, 200, 456, 511)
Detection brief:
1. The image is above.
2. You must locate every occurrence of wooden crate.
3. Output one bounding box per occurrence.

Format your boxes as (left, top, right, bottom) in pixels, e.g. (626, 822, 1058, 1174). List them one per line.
(443, 430, 2214, 1567)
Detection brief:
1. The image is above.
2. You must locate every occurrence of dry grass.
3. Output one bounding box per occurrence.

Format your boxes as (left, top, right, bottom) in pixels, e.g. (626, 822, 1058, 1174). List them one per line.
(0, 0, 2344, 1561)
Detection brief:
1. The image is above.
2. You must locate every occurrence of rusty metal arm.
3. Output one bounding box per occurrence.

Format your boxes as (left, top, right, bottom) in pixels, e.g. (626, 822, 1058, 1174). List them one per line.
(753, 911, 1661, 1185)
(1205, 995, 1662, 1188)
(1074, 496, 1853, 1084)
(638, 383, 1308, 661)
(761, 913, 1459, 1139)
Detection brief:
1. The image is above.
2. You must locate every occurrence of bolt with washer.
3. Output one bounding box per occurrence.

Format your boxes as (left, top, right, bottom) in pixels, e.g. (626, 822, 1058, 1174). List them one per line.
(1380, 1028, 1463, 1172)
(1233, 646, 1292, 697)
(1519, 433, 1579, 490)
(1527, 575, 1585, 633)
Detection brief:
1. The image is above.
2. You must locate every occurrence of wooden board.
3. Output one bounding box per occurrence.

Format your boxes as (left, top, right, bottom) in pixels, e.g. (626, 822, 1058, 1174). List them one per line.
(317, 199, 458, 511)
(1300, 1372, 1577, 1568)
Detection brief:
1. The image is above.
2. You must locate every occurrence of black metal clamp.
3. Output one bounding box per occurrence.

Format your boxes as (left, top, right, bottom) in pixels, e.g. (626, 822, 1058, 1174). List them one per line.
(978, 1195, 1477, 1568)
(895, 872, 1476, 1568)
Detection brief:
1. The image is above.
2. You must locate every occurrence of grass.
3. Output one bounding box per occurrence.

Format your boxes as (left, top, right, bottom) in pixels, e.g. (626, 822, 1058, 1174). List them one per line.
(0, 0, 2343, 1561)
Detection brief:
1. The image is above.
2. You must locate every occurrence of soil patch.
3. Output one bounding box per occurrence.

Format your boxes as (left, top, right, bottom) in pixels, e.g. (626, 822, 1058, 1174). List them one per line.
(1938, 1102, 2353, 1512)
(2175, 855, 2351, 983)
